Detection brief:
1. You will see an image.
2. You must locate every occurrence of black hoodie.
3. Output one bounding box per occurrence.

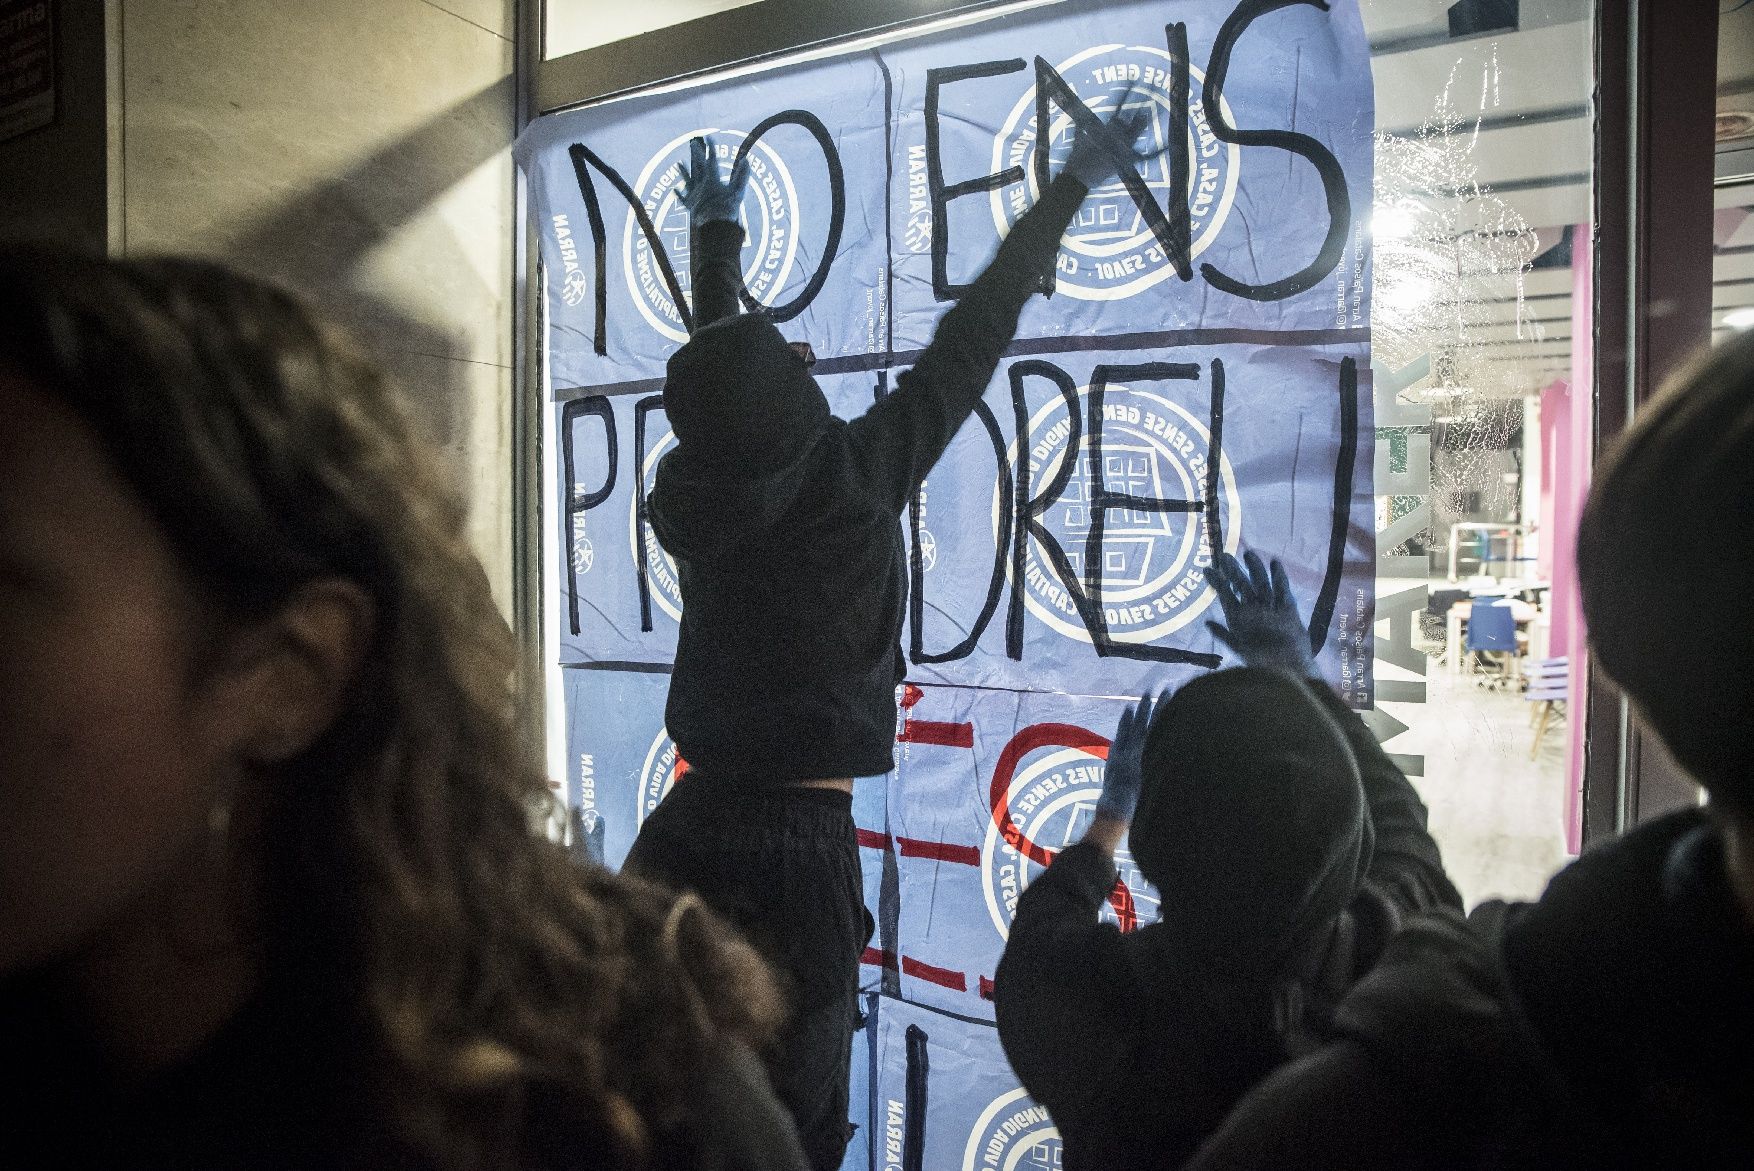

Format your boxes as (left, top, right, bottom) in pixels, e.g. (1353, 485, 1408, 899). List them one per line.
(1185, 807, 1754, 1171)
(991, 669, 1460, 1170)
(649, 174, 1091, 782)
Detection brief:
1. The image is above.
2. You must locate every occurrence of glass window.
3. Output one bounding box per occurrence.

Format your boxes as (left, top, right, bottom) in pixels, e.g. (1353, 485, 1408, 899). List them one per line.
(1715, 2, 1754, 343)
(529, 0, 1603, 909)
(1359, 0, 1593, 904)
(521, 3, 1614, 1160)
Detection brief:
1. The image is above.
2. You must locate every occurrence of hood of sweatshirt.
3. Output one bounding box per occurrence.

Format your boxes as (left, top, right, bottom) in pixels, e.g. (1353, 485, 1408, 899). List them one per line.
(650, 314, 837, 563)
(1128, 667, 1373, 975)
(662, 313, 832, 474)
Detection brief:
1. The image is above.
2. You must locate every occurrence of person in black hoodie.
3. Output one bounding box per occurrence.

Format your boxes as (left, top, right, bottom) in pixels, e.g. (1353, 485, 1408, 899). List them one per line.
(1185, 333, 1754, 1171)
(621, 107, 1164, 1170)
(991, 551, 1461, 1170)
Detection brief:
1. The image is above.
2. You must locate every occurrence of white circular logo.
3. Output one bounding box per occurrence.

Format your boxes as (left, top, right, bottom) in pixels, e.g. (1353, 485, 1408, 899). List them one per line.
(637, 728, 686, 824)
(571, 532, 595, 576)
(990, 45, 1241, 301)
(561, 265, 588, 308)
(631, 428, 685, 622)
(981, 744, 1159, 939)
(962, 1088, 1061, 1171)
(625, 129, 803, 343)
(919, 527, 939, 572)
(998, 379, 1240, 646)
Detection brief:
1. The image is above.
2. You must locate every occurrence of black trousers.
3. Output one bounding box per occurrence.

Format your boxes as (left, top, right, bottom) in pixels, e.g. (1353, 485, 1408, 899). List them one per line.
(624, 777, 870, 1171)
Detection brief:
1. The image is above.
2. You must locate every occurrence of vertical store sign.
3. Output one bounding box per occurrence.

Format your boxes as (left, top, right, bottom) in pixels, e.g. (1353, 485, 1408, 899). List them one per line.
(1369, 355, 1434, 777)
(0, 0, 54, 144)
(519, 1, 1374, 1165)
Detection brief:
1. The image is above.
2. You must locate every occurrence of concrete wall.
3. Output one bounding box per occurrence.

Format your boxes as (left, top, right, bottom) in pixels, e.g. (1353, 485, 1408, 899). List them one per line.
(115, 0, 518, 607)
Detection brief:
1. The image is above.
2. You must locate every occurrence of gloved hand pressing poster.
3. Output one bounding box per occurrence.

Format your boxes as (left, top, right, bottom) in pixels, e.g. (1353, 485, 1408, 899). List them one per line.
(888, 684, 1159, 1022)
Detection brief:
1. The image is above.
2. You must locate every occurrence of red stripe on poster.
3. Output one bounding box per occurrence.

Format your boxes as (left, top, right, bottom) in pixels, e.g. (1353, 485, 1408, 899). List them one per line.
(896, 837, 981, 866)
(897, 719, 975, 748)
(856, 828, 892, 851)
(1108, 877, 1139, 932)
(900, 955, 968, 991)
(861, 947, 898, 970)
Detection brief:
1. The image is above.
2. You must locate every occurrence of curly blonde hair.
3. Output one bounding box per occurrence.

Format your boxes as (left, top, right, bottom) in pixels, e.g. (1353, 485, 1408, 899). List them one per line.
(0, 248, 782, 1169)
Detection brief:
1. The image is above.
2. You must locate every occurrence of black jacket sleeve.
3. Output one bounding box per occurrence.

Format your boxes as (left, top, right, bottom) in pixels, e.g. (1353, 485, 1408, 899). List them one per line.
(1307, 682, 1463, 922)
(844, 172, 1091, 512)
(688, 1039, 812, 1171)
(690, 220, 745, 333)
(992, 840, 1137, 1132)
(1186, 910, 1556, 1171)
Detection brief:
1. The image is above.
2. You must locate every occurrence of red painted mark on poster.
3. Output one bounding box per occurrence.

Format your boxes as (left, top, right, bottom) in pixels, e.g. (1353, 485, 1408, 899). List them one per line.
(856, 828, 893, 851)
(897, 718, 976, 748)
(861, 946, 898, 971)
(901, 955, 968, 991)
(897, 837, 981, 866)
(989, 722, 1138, 931)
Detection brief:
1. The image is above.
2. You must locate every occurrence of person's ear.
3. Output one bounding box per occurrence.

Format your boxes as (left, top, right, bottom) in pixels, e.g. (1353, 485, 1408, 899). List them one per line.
(213, 578, 376, 765)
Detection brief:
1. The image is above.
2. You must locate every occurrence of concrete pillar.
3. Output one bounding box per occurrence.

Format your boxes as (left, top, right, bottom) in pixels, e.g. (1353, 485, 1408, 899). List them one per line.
(0, 0, 520, 611)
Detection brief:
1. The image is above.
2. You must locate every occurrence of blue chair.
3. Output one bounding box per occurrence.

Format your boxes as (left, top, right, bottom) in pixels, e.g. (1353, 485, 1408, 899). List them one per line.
(1465, 599, 1520, 687)
(1525, 657, 1569, 758)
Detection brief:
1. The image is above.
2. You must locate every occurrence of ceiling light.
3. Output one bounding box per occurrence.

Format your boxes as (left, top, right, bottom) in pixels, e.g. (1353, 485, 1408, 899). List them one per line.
(1372, 206, 1417, 241)
(1724, 307, 1754, 330)
(1381, 276, 1437, 316)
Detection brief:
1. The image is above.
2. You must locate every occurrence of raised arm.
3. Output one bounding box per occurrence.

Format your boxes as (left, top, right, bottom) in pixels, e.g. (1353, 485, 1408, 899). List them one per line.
(993, 841, 1138, 1131)
(674, 136, 752, 333)
(846, 99, 1159, 512)
(993, 692, 1160, 1129)
(690, 222, 745, 332)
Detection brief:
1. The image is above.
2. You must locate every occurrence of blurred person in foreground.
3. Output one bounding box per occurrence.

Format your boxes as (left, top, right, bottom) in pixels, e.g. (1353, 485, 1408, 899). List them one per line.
(0, 249, 807, 1171)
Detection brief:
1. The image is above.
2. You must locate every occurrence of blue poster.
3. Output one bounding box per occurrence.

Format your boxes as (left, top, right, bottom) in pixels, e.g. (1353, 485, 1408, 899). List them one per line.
(518, 53, 892, 393)
(560, 667, 679, 869)
(889, 686, 1158, 1022)
(526, 0, 1376, 697)
(555, 372, 889, 666)
(856, 769, 894, 995)
(875, 997, 1061, 1171)
(902, 341, 1372, 696)
(882, 0, 1373, 349)
(843, 995, 880, 1171)
(528, 0, 1375, 1154)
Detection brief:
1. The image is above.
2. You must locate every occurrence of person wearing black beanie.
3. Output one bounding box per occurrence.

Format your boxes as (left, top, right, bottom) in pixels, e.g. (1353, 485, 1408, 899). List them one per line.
(623, 105, 1165, 1171)
(992, 552, 1460, 1170)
